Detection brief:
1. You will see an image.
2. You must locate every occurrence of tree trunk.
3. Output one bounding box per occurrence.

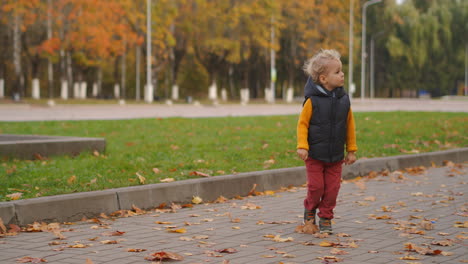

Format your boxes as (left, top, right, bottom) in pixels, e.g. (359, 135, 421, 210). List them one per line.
(13, 12, 22, 99)
(121, 40, 127, 100)
(47, 0, 54, 99)
(135, 45, 141, 101)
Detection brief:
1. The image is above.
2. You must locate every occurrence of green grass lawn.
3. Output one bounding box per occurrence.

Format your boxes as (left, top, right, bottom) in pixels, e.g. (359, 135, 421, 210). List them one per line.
(1, 112, 467, 201)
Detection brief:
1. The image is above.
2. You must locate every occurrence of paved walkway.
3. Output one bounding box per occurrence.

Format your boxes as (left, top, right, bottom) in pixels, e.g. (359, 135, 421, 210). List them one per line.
(0, 98, 467, 121)
(1, 165, 466, 263)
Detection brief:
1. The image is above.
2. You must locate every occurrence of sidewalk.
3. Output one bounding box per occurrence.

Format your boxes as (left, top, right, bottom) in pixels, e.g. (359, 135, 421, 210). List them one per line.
(0, 98, 467, 121)
(1, 164, 466, 264)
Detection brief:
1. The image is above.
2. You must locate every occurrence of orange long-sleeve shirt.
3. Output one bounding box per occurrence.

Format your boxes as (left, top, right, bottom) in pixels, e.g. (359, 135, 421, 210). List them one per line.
(297, 98, 357, 153)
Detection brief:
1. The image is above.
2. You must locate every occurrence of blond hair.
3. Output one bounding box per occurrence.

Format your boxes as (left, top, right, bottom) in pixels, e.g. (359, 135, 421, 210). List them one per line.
(303, 49, 341, 84)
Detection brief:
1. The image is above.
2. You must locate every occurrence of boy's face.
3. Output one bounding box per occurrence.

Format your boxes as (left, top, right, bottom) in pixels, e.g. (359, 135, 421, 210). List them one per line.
(320, 59, 344, 90)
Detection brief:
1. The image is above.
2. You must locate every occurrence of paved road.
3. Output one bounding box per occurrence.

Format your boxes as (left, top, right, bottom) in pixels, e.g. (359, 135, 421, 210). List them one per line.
(1, 165, 466, 263)
(0, 99, 467, 121)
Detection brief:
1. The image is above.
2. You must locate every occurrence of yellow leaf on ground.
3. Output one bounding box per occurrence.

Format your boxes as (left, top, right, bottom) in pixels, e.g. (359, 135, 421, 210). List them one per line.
(6, 193, 22, 200)
(136, 173, 146, 184)
(160, 178, 175, 183)
(192, 196, 203, 204)
(67, 175, 76, 185)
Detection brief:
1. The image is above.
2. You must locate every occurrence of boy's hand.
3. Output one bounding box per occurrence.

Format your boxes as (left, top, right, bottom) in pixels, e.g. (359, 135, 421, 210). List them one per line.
(345, 152, 356, 165)
(297, 149, 308, 161)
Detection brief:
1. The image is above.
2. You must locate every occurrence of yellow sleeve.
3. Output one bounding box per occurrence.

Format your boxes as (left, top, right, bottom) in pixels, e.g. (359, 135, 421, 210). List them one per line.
(346, 107, 358, 152)
(296, 98, 312, 150)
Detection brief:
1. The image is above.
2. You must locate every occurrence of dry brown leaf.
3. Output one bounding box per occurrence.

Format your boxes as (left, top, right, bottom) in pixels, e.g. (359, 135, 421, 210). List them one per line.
(136, 173, 146, 184)
(16, 257, 48, 263)
(400, 255, 420, 260)
(405, 242, 442, 255)
(145, 251, 184, 261)
(102, 230, 125, 236)
(241, 202, 261, 210)
(160, 178, 175, 183)
(0, 217, 6, 234)
(100, 240, 118, 244)
(317, 256, 343, 262)
(189, 171, 210, 177)
(192, 196, 203, 204)
(431, 240, 454, 246)
(319, 240, 335, 247)
(330, 248, 349, 255)
(6, 192, 22, 200)
(248, 184, 258, 196)
(215, 248, 238, 254)
(68, 243, 90, 248)
(294, 220, 318, 234)
(85, 259, 94, 264)
(67, 175, 76, 185)
(152, 168, 161, 174)
(167, 228, 187, 234)
(214, 196, 228, 203)
(127, 248, 146, 252)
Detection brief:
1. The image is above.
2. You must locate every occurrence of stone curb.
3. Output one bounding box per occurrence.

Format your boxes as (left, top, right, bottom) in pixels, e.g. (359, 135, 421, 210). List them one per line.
(0, 134, 106, 160)
(1, 148, 467, 226)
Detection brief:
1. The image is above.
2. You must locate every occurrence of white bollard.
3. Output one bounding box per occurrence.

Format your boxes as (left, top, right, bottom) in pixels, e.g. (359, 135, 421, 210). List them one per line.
(61, 81, 68, 100)
(32, 78, 40, 99)
(114, 84, 120, 99)
(73, 82, 79, 99)
(80, 81, 87, 99)
(286, 87, 294, 103)
(0, 79, 4, 98)
(264, 88, 272, 103)
(144, 84, 153, 103)
(208, 81, 217, 100)
(92, 83, 98, 98)
(240, 88, 249, 105)
(221, 88, 227, 101)
(171, 84, 179, 100)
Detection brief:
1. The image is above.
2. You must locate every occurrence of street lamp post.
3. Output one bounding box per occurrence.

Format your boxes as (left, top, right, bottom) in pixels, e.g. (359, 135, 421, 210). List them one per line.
(348, 0, 354, 99)
(360, 0, 382, 100)
(145, 0, 153, 103)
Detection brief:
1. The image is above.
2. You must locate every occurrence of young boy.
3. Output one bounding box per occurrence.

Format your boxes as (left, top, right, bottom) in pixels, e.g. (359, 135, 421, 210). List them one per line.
(297, 49, 357, 234)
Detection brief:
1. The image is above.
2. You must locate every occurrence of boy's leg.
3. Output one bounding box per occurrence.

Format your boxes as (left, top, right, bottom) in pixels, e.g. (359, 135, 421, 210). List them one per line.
(303, 158, 325, 212)
(317, 160, 343, 220)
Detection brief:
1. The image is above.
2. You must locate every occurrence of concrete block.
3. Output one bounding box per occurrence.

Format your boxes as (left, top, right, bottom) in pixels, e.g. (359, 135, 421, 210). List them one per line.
(0, 134, 106, 160)
(116, 180, 200, 210)
(0, 202, 16, 225)
(357, 156, 400, 176)
(397, 148, 467, 169)
(14, 190, 118, 225)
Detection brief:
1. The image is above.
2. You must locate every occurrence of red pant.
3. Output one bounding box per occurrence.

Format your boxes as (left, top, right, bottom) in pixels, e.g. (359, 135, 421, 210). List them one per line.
(304, 157, 343, 219)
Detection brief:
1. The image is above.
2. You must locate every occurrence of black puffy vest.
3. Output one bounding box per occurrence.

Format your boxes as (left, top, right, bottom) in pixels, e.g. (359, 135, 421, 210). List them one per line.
(304, 78, 350, 163)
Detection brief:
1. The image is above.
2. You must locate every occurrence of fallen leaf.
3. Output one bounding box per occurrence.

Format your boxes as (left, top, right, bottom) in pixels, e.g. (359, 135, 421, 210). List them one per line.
(6, 192, 22, 200)
(319, 240, 335, 247)
(248, 184, 257, 196)
(431, 240, 453, 246)
(405, 242, 442, 255)
(100, 240, 118, 244)
(160, 178, 175, 183)
(127, 248, 146, 252)
(68, 243, 90, 248)
(16, 257, 48, 263)
(189, 171, 210, 177)
(192, 196, 203, 204)
(152, 168, 161, 174)
(179, 237, 193, 241)
(215, 248, 238, 254)
(136, 173, 146, 184)
(67, 175, 76, 185)
(0, 217, 6, 234)
(316, 256, 343, 262)
(145, 251, 184, 261)
(400, 255, 420, 260)
(167, 228, 187, 234)
(241, 202, 261, 210)
(214, 196, 228, 203)
(102, 230, 125, 236)
(85, 259, 93, 264)
(330, 248, 349, 255)
(272, 235, 294, 242)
